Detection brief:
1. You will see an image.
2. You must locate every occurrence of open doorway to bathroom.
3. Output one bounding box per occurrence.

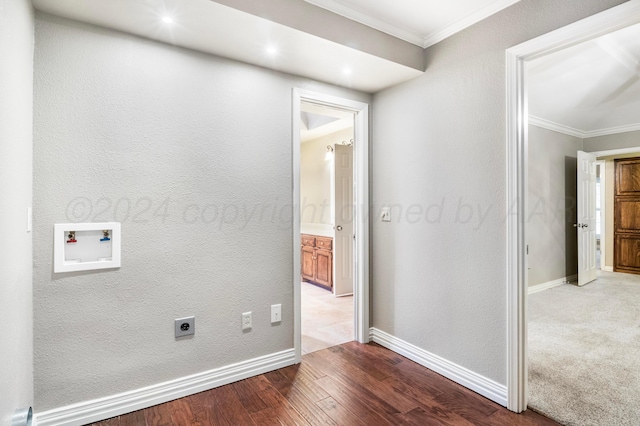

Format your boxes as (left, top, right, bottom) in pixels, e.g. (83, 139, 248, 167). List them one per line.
(299, 101, 355, 354)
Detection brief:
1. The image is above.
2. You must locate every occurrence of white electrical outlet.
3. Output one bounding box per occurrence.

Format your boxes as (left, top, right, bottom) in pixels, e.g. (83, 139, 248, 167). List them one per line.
(175, 316, 195, 338)
(271, 304, 281, 323)
(242, 311, 252, 330)
(381, 207, 391, 222)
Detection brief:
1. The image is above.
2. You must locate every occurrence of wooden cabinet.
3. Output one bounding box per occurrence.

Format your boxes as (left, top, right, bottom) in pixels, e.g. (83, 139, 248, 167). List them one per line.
(614, 157, 640, 274)
(301, 234, 333, 291)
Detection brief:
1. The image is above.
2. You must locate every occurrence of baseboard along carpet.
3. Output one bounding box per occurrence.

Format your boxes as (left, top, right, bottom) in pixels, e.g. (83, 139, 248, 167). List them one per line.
(528, 271, 640, 425)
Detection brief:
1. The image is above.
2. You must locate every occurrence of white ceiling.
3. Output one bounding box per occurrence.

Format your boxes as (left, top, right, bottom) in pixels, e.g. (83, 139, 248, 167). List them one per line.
(32, 0, 423, 93)
(33, 0, 640, 137)
(300, 103, 353, 142)
(31, 0, 524, 94)
(528, 23, 640, 138)
(304, 0, 521, 47)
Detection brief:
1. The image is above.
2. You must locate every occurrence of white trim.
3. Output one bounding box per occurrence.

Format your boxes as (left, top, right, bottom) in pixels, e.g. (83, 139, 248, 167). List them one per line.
(370, 328, 508, 406)
(602, 265, 614, 272)
(596, 159, 606, 272)
(529, 116, 640, 139)
(585, 123, 640, 138)
(505, 41, 528, 413)
(292, 92, 303, 363)
(34, 349, 295, 426)
(292, 89, 370, 364)
(528, 116, 584, 138)
(304, 0, 520, 49)
(590, 146, 640, 158)
(422, 0, 521, 48)
(527, 275, 576, 295)
(506, 0, 640, 414)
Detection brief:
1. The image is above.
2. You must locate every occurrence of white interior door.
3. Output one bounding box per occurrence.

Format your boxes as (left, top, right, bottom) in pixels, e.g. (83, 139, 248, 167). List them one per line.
(577, 150, 597, 286)
(333, 144, 353, 296)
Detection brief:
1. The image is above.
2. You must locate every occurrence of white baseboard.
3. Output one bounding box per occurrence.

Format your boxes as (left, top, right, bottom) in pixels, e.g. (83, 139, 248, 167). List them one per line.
(528, 274, 576, 294)
(369, 328, 507, 407)
(34, 349, 296, 426)
(602, 266, 614, 272)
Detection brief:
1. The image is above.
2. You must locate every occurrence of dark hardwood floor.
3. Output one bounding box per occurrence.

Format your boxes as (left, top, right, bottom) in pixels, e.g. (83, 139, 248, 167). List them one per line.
(89, 342, 557, 426)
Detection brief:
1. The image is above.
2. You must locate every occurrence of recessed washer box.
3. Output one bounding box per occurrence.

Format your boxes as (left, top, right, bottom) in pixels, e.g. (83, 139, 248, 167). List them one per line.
(54, 222, 121, 273)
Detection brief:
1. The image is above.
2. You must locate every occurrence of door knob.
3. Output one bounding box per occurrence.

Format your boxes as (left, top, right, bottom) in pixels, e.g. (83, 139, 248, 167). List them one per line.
(582, 224, 588, 228)
(573, 223, 579, 227)
(336, 225, 343, 231)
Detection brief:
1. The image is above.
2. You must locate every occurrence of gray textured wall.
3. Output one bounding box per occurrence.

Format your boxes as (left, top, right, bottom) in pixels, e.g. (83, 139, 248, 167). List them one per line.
(300, 128, 353, 225)
(32, 13, 369, 410)
(528, 125, 583, 286)
(584, 129, 640, 152)
(371, 0, 627, 385)
(0, 0, 34, 423)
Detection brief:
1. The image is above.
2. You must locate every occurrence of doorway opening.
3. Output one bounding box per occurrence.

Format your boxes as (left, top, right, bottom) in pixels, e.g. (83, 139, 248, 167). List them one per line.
(507, 0, 640, 417)
(299, 101, 355, 354)
(292, 89, 369, 363)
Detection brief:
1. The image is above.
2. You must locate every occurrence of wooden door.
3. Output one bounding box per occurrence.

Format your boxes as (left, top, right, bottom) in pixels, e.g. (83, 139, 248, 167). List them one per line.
(614, 157, 640, 274)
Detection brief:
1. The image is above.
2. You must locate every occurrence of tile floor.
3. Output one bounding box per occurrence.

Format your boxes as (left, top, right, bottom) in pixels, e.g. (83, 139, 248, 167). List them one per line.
(301, 281, 354, 354)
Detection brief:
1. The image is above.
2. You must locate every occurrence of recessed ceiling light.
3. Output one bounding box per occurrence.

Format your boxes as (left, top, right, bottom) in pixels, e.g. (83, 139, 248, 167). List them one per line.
(266, 45, 278, 55)
(162, 16, 173, 24)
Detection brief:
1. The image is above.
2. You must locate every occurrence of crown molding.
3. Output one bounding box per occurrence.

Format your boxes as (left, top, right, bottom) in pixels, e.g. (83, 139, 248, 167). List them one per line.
(304, 0, 424, 47)
(584, 122, 640, 138)
(529, 115, 640, 139)
(528, 116, 585, 138)
(305, 0, 521, 49)
(422, 0, 521, 48)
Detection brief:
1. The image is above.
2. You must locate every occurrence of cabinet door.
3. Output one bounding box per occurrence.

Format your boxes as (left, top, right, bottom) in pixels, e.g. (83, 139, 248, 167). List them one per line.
(615, 158, 640, 274)
(615, 234, 640, 274)
(315, 248, 333, 289)
(301, 246, 316, 281)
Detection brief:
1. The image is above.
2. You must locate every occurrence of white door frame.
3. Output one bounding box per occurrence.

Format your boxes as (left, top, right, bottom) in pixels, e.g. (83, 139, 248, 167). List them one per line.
(506, 0, 640, 412)
(292, 88, 370, 363)
(595, 160, 606, 271)
(590, 146, 640, 158)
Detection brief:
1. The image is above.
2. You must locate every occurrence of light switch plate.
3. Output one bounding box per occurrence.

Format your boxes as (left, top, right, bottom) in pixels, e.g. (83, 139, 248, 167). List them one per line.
(381, 207, 391, 222)
(242, 312, 252, 330)
(271, 304, 281, 323)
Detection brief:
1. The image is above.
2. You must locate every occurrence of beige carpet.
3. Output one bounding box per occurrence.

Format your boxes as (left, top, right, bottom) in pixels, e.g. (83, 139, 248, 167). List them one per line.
(528, 271, 640, 425)
(301, 282, 353, 354)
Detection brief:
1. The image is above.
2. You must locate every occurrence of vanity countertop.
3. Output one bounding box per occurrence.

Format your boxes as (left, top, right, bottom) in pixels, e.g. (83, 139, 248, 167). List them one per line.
(301, 223, 334, 238)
